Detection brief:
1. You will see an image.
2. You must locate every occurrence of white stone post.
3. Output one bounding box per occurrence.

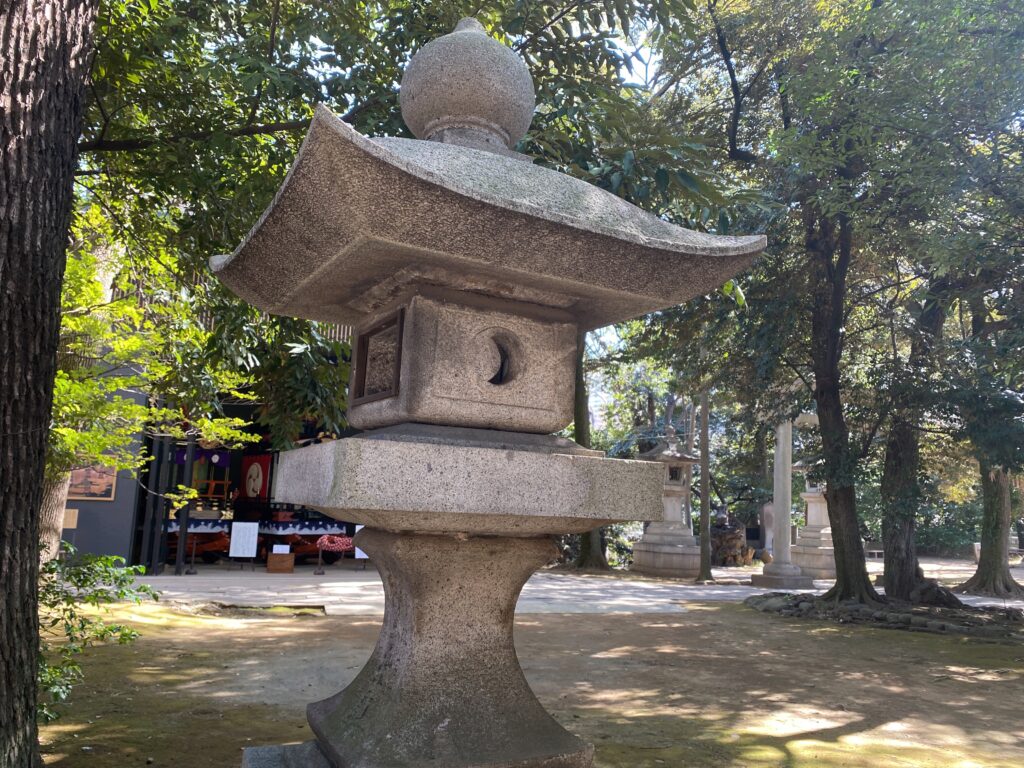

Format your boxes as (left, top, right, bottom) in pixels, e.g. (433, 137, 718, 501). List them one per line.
(772, 420, 793, 567)
(752, 420, 813, 589)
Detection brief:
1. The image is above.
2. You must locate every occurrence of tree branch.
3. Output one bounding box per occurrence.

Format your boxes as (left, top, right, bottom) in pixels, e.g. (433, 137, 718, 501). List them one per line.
(79, 96, 381, 153)
(78, 119, 309, 153)
(707, 1, 758, 165)
(244, 0, 282, 127)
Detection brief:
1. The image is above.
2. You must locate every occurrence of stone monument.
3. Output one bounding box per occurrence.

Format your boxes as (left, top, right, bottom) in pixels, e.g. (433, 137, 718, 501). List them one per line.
(632, 425, 702, 577)
(791, 476, 836, 579)
(789, 411, 835, 579)
(213, 18, 765, 768)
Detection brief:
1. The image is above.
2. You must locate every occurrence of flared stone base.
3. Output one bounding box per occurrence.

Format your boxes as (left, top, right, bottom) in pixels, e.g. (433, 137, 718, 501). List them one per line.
(751, 562, 815, 590)
(251, 527, 594, 768)
(243, 741, 331, 768)
(791, 545, 836, 579)
(791, 526, 836, 579)
(632, 525, 701, 578)
(242, 740, 591, 768)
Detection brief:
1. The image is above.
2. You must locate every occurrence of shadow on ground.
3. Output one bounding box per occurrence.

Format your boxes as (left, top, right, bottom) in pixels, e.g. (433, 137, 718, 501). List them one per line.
(41, 603, 1024, 767)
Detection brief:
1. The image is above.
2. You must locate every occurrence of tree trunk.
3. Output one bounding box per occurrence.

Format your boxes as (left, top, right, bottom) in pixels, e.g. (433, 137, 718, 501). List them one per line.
(807, 213, 880, 604)
(880, 418, 924, 599)
(572, 331, 608, 570)
(683, 401, 696, 531)
(880, 282, 959, 604)
(956, 463, 1024, 597)
(696, 391, 713, 581)
(1, 1, 100, 764)
(38, 471, 71, 563)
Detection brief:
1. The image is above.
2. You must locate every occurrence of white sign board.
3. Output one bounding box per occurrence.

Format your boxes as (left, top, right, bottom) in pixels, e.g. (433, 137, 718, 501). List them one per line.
(355, 524, 368, 559)
(229, 522, 260, 558)
(272, 544, 290, 554)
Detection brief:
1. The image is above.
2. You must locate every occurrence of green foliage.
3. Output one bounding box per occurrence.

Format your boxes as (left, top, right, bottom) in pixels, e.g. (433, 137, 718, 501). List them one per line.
(73, 0, 725, 460)
(37, 545, 158, 722)
(66, 2, 1023, 559)
(601, 0, 1023, 558)
(50, 216, 260, 482)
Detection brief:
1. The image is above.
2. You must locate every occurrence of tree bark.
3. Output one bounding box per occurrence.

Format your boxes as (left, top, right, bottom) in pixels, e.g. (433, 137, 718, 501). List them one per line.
(807, 213, 880, 603)
(696, 391, 714, 581)
(683, 401, 696, 531)
(880, 284, 961, 605)
(572, 332, 608, 570)
(1, 1, 100, 764)
(38, 472, 71, 563)
(956, 462, 1024, 597)
(880, 419, 924, 598)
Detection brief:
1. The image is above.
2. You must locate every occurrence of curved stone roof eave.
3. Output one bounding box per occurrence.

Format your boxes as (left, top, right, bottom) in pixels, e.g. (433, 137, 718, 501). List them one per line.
(211, 106, 766, 329)
(318, 105, 765, 258)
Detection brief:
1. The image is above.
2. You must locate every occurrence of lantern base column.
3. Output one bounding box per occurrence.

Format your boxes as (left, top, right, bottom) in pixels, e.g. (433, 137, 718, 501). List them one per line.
(245, 527, 593, 768)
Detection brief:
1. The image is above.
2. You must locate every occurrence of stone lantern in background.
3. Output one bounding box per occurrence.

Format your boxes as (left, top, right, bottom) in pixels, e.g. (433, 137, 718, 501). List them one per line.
(791, 459, 836, 579)
(213, 18, 764, 768)
(632, 424, 702, 577)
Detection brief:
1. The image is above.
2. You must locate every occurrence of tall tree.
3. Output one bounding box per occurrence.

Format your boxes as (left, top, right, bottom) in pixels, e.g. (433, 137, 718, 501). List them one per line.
(954, 287, 1024, 596)
(879, 280, 957, 602)
(0, 1, 100, 764)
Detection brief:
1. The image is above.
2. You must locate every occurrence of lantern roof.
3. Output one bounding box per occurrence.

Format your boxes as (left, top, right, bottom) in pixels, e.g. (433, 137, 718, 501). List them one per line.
(211, 19, 765, 330)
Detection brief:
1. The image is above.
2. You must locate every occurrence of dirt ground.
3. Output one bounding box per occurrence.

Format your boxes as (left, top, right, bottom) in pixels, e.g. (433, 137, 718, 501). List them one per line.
(40, 602, 1024, 768)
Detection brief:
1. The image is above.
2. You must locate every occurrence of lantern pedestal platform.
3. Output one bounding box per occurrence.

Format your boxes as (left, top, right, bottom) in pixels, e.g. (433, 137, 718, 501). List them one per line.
(631, 523, 702, 578)
(751, 562, 815, 590)
(790, 489, 836, 579)
(243, 528, 593, 768)
(791, 527, 836, 580)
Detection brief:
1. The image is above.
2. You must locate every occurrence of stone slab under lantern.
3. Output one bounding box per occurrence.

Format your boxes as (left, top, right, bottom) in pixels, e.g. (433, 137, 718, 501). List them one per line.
(275, 424, 664, 535)
(791, 486, 836, 579)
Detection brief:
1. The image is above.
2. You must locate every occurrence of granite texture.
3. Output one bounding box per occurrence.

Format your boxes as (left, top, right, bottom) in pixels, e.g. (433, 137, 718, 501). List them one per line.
(242, 741, 331, 768)
(349, 292, 576, 433)
(400, 18, 535, 158)
(274, 425, 664, 536)
(306, 528, 594, 767)
(631, 523, 702, 578)
(210, 105, 764, 331)
(354, 422, 604, 456)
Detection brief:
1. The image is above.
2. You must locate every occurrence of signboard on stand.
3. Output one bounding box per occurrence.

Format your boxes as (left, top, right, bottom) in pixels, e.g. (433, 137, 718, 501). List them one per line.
(229, 521, 260, 563)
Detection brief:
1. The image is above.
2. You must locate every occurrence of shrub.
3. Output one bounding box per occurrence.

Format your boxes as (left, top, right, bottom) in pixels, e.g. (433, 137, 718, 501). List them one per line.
(38, 544, 158, 721)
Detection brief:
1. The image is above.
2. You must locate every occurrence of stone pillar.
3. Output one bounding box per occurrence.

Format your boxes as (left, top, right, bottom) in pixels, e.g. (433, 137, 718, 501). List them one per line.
(246, 528, 593, 768)
(773, 420, 793, 566)
(791, 484, 836, 579)
(752, 421, 813, 589)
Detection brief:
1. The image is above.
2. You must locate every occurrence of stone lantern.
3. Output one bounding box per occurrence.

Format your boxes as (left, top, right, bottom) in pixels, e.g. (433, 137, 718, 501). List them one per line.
(213, 18, 764, 768)
(632, 425, 702, 577)
(791, 460, 836, 579)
